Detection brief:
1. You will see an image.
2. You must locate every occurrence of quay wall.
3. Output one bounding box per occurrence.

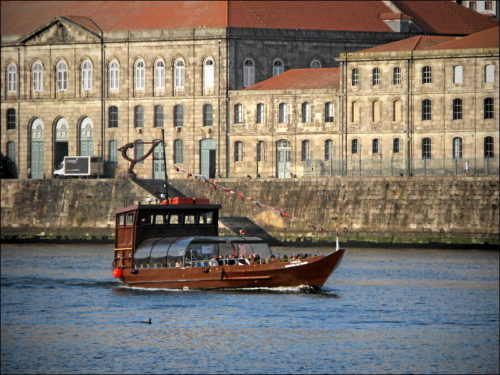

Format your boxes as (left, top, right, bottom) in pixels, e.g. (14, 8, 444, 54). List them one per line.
(1, 177, 499, 246)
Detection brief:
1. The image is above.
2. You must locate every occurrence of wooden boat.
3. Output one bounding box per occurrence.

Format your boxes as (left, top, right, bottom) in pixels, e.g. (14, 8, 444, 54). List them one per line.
(112, 197, 345, 290)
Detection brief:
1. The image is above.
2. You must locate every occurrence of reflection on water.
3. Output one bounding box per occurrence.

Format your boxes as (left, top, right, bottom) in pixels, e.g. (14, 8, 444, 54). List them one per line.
(1, 244, 498, 374)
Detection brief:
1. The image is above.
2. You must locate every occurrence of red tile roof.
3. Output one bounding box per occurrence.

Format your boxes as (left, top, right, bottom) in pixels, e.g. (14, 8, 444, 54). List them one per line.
(1, 1, 497, 38)
(392, 0, 498, 35)
(357, 35, 456, 53)
(244, 68, 340, 90)
(425, 26, 499, 50)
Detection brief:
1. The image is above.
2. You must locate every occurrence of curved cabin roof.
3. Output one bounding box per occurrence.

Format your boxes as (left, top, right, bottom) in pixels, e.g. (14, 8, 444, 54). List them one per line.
(2, 0, 498, 38)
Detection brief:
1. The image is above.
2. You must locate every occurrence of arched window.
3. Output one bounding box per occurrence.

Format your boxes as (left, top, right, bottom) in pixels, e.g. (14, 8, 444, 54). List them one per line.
(108, 106, 118, 128)
(372, 100, 381, 122)
(484, 98, 494, 119)
(301, 140, 311, 161)
(79, 118, 93, 156)
(351, 139, 359, 154)
(174, 59, 185, 88)
(7, 108, 16, 130)
(7, 63, 17, 93)
(422, 66, 432, 84)
(324, 139, 333, 161)
(393, 100, 402, 122)
(352, 101, 360, 122)
(154, 105, 164, 127)
(393, 138, 400, 153)
(56, 61, 68, 91)
(301, 102, 311, 123)
(234, 141, 243, 162)
(256, 103, 265, 124)
(135, 60, 145, 90)
(422, 138, 432, 159)
(484, 64, 495, 83)
(203, 58, 214, 90)
(234, 103, 243, 124)
(310, 60, 322, 68)
(484, 136, 494, 158)
(81, 60, 92, 91)
(134, 105, 144, 128)
(174, 105, 184, 127)
(257, 141, 265, 162)
(372, 68, 380, 86)
(243, 58, 255, 88)
(351, 68, 359, 86)
(278, 103, 288, 123)
(273, 59, 284, 76)
(134, 140, 144, 164)
(453, 98, 463, 120)
(108, 140, 118, 163)
(453, 137, 462, 159)
(325, 102, 334, 122)
(174, 139, 184, 163)
(422, 99, 432, 120)
(109, 60, 120, 90)
(203, 104, 213, 126)
(393, 67, 401, 85)
(32, 62, 43, 92)
(372, 139, 380, 154)
(154, 60, 165, 89)
(453, 65, 463, 84)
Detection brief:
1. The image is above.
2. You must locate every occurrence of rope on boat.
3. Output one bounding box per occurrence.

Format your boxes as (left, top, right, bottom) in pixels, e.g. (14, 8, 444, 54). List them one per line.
(173, 165, 326, 233)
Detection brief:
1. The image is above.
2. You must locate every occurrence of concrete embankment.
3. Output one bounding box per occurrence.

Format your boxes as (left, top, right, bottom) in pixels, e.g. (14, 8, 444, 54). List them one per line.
(1, 177, 499, 247)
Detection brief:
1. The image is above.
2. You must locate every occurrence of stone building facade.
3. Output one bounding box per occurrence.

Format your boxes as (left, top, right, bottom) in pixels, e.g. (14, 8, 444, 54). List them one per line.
(1, 1, 498, 180)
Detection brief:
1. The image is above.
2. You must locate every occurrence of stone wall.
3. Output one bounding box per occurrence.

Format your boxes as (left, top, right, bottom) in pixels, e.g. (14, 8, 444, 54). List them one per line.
(1, 176, 499, 245)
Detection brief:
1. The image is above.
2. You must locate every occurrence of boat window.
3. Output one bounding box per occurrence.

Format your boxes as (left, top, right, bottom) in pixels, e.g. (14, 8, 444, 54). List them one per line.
(199, 211, 213, 224)
(236, 243, 252, 258)
(245, 242, 272, 258)
(154, 213, 167, 225)
(116, 214, 126, 227)
(126, 212, 135, 226)
(218, 242, 237, 257)
(138, 212, 154, 225)
(169, 214, 181, 224)
(185, 214, 196, 224)
(149, 238, 168, 268)
(167, 237, 192, 267)
(133, 238, 158, 268)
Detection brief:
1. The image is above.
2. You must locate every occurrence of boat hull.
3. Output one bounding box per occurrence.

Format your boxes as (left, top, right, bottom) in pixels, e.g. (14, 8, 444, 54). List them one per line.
(118, 249, 345, 290)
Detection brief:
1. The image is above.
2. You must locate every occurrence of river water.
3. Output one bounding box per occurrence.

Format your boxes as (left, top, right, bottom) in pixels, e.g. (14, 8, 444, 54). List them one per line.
(1, 244, 498, 374)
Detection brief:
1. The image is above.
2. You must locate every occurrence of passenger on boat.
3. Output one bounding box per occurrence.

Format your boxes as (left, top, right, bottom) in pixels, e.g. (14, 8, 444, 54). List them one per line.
(252, 253, 261, 263)
(238, 255, 250, 265)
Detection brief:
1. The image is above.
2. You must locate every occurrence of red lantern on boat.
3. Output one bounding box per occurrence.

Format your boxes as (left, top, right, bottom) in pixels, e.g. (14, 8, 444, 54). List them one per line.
(113, 268, 123, 278)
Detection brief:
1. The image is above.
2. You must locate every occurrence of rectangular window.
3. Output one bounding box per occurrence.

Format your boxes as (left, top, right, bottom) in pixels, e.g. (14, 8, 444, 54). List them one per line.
(325, 102, 334, 122)
(422, 66, 432, 84)
(108, 106, 118, 128)
(352, 69, 359, 86)
(154, 105, 164, 127)
(109, 140, 117, 162)
(7, 108, 16, 129)
(484, 98, 494, 119)
(393, 138, 400, 153)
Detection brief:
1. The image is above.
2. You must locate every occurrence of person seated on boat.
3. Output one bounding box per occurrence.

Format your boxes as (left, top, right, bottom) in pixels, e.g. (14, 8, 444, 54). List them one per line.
(282, 254, 288, 262)
(238, 255, 250, 265)
(175, 260, 182, 268)
(269, 254, 276, 263)
(217, 255, 224, 266)
(252, 253, 261, 263)
(227, 255, 236, 266)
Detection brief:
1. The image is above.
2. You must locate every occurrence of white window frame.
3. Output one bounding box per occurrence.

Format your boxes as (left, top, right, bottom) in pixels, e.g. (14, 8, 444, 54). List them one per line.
(301, 140, 311, 161)
(279, 103, 288, 123)
(154, 60, 165, 89)
(174, 59, 185, 89)
(485, 64, 495, 83)
(203, 58, 214, 90)
(32, 62, 43, 92)
(7, 63, 17, 93)
(393, 67, 401, 85)
(301, 102, 311, 123)
(352, 68, 359, 86)
(422, 66, 432, 84)
(453, 65, 463, 84)
(135, 60, 145, 90)
(234, 103, 243, 124)
(109, 60, 120, 90)
(81, 60, 92, 91)
(372, 68, 381, 86)
(325, 102, 334, 122)
(256, 103, 265, 124)
(273, 59, 284, 76)
(56, 61, 68, 91)
(243, 58, 255, 88)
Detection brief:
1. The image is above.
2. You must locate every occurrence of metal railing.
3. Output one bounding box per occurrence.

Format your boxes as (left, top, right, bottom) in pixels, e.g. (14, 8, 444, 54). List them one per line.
(302, 157, 499, 177)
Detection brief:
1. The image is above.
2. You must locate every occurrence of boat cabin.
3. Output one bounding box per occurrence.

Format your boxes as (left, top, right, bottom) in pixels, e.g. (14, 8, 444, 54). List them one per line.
(113, 200, 221, 269)
(133, 236, 273, 269)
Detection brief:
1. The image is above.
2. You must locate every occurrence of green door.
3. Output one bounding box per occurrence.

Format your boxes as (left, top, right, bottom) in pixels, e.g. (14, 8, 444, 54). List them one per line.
(200, 139, 216, 178)
(30, 119, 45, 179)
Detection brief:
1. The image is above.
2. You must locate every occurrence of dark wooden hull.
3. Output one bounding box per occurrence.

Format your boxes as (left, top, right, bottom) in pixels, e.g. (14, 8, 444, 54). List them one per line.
(118, 249, 345, 290)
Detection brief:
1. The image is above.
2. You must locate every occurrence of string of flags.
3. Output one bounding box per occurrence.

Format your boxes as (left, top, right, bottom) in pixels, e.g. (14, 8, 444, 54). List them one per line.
(173, 165, 325, 233)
